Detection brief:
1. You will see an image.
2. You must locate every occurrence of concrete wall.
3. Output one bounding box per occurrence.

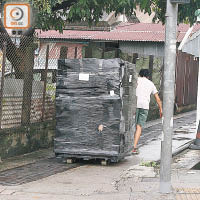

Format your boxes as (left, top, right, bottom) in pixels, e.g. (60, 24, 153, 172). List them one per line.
(0, 121, 55, 160)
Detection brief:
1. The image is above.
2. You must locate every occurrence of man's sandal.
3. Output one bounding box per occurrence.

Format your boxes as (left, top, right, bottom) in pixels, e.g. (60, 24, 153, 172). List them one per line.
(132, 148, 139, 155)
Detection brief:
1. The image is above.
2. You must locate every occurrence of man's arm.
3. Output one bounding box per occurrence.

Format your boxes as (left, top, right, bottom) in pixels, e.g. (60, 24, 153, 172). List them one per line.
(154, 93, 162, 118)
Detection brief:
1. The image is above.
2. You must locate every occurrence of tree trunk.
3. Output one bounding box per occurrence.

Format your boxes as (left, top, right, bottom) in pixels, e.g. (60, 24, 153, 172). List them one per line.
(21, 46, 34, 125)
(0, 20, 35, 78)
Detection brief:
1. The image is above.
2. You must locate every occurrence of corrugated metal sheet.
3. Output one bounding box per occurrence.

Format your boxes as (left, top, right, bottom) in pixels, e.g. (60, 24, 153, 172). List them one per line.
(37, 29, 166, 42)
(36, 23, 200, 43)
(119, 41, 164, 57)
(92, 31, 165, 42)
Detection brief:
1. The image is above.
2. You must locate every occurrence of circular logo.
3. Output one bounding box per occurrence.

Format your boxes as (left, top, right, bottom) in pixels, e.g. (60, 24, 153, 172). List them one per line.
(10, 7, 24, 21)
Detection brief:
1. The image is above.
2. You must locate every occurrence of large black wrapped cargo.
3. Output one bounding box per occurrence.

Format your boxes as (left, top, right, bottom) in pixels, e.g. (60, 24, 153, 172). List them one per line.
(54, 58, 137, 164)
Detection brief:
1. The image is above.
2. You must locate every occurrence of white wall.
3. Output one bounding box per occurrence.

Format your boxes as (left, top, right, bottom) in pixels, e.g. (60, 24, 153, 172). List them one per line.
(197, 59, 200, 129)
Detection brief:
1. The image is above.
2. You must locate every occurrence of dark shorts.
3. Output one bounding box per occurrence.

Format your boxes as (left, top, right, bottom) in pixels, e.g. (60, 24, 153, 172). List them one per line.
(135, 108, 149, 127)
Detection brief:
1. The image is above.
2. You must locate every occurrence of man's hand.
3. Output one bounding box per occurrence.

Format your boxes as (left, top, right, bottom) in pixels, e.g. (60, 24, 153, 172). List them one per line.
(159, 108, 163, 118)
(98, 124, 104, 132)
(154, 93, 162, 118)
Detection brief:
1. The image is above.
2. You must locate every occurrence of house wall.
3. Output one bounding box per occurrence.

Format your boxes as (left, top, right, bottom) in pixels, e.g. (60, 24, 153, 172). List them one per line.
(181, 31, 200, 128)
(182, 31, 200, 58)
(38, 42, 84, 65)
(51, 43, 83, 59)
(119, 41, 165, 57)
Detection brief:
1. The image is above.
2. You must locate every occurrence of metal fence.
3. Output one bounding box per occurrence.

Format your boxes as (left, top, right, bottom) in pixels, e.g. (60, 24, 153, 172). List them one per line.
(0, 34, 55, 129)
(176, 51, 199, 106)
(0, 31, 198, 129)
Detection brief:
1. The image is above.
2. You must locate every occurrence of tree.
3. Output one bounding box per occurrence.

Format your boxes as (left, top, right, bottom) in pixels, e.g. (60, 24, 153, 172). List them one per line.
(0, 0, 136, 78)
(0, 0, 199, 78)
(148, 0, 200, 25)
(34, 0, 200, 30)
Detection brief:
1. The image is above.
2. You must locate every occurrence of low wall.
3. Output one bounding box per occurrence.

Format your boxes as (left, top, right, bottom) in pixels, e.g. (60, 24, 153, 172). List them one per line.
(0, 121, 55, 160)
(175, 104, 196, 114)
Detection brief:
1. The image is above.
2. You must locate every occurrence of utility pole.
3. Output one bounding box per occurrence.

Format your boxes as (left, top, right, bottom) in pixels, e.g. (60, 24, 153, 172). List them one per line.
(160, 0, 190, 193)
(159, 0, 178, 193)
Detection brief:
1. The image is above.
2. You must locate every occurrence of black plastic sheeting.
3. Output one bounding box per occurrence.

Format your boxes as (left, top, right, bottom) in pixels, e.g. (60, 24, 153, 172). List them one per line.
(54, 58, 137, 162)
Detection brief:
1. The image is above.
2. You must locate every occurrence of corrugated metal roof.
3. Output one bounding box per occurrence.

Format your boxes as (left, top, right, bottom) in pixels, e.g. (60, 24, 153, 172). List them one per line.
(36, 23, 200, 43)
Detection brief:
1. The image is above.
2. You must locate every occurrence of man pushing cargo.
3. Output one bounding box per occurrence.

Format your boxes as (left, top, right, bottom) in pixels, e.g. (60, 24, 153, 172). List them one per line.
(132, 69, 162, 154)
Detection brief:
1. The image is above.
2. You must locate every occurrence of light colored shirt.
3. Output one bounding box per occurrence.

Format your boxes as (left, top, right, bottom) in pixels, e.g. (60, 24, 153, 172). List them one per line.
(136, 77, 158, 110)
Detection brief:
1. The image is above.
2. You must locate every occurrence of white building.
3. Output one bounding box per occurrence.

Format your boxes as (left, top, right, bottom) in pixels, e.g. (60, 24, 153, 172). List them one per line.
(182, 29, 200, 129)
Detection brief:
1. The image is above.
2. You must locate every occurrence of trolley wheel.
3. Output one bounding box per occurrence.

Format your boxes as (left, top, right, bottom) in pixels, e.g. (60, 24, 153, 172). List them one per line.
(101, 160, 108, 166)
(66, 158, 74, 164)
(55, 153, 62, 158)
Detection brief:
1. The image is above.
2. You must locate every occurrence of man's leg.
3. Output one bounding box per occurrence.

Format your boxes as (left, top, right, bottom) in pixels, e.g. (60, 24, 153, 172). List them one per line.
(133, 124, 142, 149)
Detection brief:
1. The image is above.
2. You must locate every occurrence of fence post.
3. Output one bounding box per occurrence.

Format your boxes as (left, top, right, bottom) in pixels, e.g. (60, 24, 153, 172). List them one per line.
(148, 55, 154, 81)
(85, 42, 93, 58)
(21, 46, 34, 125)
(41, 45, 49, 121)
(0, 43, 6, 129)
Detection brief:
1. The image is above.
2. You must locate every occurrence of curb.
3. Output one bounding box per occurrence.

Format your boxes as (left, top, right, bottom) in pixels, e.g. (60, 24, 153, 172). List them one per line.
(172, 139, 195, 157)
(154, 140, 195, 163)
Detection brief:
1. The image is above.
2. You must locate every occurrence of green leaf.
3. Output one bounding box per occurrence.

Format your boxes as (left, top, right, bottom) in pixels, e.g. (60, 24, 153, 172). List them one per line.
(9, 0, 198, 31)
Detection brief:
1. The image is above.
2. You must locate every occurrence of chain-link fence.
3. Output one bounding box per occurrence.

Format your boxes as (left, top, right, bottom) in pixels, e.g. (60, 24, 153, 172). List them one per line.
(0, 34, 56, 129)
(0, 29, 198, 129)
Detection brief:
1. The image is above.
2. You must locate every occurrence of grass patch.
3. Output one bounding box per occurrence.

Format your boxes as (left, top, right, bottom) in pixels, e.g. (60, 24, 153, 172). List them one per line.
(140, 161, 160, 168)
